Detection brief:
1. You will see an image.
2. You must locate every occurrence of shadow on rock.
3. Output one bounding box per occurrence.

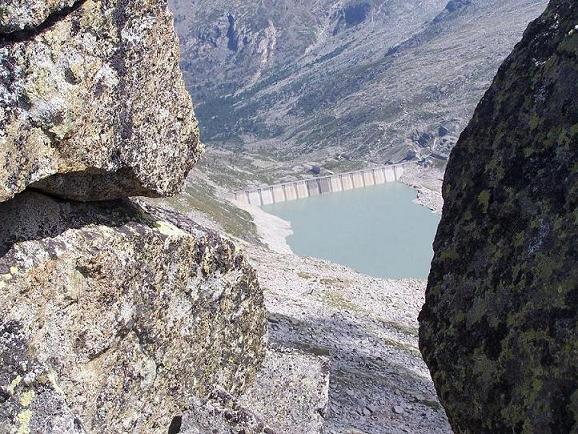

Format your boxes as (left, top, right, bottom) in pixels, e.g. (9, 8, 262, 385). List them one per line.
(268, 312, 450, 434)
(0, 191, 145, 258)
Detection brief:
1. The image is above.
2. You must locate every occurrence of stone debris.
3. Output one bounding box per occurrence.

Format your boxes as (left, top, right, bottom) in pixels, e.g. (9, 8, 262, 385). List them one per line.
(246, 244, 452, 434)
(182, 347, 330, 433)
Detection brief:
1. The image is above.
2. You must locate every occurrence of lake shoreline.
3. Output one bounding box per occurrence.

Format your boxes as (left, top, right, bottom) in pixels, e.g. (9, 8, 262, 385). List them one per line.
(238, 166, 444, 262)
(399, 165, 444, 215)
(233, 198, 294, 255)
(260, 182, 440, 279)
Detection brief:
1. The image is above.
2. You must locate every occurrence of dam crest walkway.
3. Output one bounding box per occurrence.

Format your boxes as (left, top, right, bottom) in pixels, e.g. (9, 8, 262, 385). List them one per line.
(234, 163, 409, 206)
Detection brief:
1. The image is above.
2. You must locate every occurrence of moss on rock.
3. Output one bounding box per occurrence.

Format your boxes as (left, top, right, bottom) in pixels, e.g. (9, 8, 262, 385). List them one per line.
(419, 1, 578, 432)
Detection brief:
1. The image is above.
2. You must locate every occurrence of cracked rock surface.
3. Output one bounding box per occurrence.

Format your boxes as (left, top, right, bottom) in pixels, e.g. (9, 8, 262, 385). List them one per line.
(0, 0, 201, 202)
(0, 192, 266, 433)
(0, 0, 78, 33)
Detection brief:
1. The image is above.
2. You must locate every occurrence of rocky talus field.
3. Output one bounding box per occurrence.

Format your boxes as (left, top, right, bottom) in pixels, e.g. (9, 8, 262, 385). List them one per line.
(420, 0, 578, 432)
(244, 245, 451, 434)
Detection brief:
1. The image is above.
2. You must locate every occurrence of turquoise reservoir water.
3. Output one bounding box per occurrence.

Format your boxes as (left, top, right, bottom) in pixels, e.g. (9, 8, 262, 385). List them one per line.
(262, 182, 440, 279)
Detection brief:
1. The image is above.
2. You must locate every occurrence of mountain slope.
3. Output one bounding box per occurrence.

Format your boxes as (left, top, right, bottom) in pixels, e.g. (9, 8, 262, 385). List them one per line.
(169, 0, 547, 166)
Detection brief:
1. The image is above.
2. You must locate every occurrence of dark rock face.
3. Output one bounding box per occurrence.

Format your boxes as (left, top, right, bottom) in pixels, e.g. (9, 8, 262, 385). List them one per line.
(419, 1, 578, 433)
(333, 2, 371, 34)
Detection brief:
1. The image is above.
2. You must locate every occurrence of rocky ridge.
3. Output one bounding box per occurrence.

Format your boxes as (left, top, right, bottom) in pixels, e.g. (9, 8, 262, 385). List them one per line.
(420, 0, 578, 432)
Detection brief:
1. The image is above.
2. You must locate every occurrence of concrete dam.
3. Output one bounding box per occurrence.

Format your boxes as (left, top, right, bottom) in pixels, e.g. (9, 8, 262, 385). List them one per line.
(234, 164, 407, 206)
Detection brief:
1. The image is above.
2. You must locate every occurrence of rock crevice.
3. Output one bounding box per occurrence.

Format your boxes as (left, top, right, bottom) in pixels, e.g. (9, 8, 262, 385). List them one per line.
(0, 0, 86, 42)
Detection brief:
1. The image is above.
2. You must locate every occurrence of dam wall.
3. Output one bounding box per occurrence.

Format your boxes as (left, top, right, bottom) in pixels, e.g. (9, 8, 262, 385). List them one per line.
(234, 164, 407, 206)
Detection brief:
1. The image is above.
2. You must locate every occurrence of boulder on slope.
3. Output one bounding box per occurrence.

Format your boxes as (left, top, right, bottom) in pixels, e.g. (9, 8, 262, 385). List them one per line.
(0, 192, 266, 433)
(419, 1, 578, 432)
(182, 348, 330, 434)
(0, 0, 201, 202)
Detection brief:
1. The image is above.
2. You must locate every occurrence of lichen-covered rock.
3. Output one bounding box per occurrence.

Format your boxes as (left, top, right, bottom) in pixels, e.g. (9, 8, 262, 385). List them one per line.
(0, 192, 266, 433)
(0, 0, 201, 202)
(419, 1, 578, 433)
(0, 0, 78, 33)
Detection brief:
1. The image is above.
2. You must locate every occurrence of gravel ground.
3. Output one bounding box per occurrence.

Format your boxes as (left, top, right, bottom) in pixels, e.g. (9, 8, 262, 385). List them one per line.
(246, 245, 452, 433)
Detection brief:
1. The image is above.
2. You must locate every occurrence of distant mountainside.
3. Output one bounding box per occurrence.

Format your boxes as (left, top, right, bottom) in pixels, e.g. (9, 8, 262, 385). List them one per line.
(169, 0, 547, 165)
